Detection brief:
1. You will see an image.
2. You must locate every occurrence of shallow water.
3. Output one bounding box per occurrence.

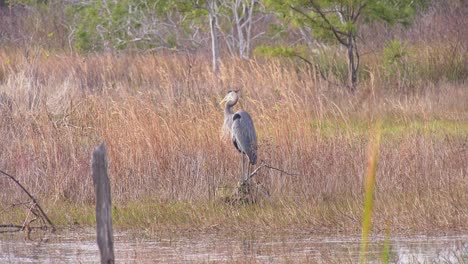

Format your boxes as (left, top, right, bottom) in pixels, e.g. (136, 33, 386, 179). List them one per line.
(0, 229, 467, 263)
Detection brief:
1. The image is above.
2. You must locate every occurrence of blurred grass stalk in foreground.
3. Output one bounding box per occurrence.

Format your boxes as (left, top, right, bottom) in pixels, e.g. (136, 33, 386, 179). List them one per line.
(360, 121, 382, 264)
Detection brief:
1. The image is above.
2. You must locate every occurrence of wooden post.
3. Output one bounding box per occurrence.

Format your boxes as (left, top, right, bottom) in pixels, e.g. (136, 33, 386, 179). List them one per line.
(91, 143, 115, 264)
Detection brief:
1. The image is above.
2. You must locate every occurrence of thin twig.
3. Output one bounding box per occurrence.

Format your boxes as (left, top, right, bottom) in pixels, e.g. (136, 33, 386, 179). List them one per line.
(242, 161, 301, 185)
(0, 224, 23, 229)
(0, 201, 30, 212)
(0, 169, 55, 232)
(0, 224, 23, 234)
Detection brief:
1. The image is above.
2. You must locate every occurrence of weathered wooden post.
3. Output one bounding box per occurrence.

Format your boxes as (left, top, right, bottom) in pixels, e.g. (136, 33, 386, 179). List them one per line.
(91, 143, 115, 264)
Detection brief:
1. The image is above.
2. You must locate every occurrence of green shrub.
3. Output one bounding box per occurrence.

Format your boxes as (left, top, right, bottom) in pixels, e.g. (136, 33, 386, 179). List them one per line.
(382, 39, 415, 87)
(312, 48, 349, 83)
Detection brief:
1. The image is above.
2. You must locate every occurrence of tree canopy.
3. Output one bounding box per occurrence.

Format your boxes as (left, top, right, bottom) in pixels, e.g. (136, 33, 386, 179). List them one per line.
(264, 0, 424, 89)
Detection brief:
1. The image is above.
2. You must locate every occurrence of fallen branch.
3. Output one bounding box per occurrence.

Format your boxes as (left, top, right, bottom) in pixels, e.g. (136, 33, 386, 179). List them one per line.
(0, 169, 56, 232)
(242, 160, 301, 185)
(0, 224, 23, 233)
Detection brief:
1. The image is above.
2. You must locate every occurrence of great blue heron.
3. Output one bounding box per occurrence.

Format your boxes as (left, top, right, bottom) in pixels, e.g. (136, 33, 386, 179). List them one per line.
(220, 90, 258, 184)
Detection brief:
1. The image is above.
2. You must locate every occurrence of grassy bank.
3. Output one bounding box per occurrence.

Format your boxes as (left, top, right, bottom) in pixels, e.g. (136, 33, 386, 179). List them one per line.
(0, 50, 467, 234)
(4, 192, 467, 235)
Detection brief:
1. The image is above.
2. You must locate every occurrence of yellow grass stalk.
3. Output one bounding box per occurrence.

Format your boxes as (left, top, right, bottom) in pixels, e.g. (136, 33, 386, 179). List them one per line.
(359, 121, 382, 264)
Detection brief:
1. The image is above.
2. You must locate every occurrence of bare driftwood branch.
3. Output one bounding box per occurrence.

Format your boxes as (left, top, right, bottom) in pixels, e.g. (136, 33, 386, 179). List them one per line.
(0, 224, 23, 233)
(242, 160, 301, 185)
(92, 143, 115, 264)
(0, 169, 56, 232)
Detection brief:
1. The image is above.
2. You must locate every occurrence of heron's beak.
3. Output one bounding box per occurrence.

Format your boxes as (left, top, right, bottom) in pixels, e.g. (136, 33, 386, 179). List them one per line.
(219, 97, 227, 105)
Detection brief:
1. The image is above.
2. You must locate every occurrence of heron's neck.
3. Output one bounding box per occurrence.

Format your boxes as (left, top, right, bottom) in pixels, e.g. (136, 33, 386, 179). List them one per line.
(224, 101, 236, 116)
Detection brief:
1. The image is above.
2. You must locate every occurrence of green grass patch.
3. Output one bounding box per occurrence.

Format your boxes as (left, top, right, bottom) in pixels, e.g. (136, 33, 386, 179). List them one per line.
(0, 199, 354, 233)
(2, 184, 466, 235)
(309, 117, 468, 138)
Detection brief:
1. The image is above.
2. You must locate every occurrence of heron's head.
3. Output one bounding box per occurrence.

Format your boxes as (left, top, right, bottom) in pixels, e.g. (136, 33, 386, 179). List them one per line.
(219, 90, 239, 105)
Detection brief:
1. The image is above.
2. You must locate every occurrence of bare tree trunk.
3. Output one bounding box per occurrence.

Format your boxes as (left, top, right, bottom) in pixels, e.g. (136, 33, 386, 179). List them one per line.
(92, 143, 115, 264)
(244, 0, 256, 59)
(347, 35, 358, 91)
(233, 0, 257, 59)
(207, 0, 220, 74)
(234, 0, 246, 59)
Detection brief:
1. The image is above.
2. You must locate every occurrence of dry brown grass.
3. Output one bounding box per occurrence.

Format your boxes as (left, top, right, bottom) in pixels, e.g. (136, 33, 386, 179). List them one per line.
(0, 48, 467, 234)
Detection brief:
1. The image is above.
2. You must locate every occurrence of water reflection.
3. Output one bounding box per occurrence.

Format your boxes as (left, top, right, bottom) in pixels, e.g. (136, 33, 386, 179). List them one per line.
(1, 229, 467, 263)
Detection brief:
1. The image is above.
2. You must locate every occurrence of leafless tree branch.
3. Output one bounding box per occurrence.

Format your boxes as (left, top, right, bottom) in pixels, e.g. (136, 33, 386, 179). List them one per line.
(289, 4, 349, 46)
(0, 169, 55, 232)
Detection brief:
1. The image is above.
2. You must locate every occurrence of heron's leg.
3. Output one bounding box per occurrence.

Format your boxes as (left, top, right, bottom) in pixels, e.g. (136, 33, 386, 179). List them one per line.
(245, 162, 249, 184)
(247, 163, 251, 184)
(241, 152, 245, 183)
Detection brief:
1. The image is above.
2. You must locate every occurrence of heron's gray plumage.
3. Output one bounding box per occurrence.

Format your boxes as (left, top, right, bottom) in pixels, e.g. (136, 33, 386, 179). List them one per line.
(221, 90, 258, 172)
(232, 110, 257, 165)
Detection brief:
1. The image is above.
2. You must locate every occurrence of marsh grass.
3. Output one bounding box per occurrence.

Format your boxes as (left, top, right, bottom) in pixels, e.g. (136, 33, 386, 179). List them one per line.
(0, 48, 467, 234)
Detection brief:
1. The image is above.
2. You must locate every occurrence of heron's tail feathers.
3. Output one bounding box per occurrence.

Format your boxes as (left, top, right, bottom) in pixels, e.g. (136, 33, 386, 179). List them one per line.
(249, 152, 257, 165)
